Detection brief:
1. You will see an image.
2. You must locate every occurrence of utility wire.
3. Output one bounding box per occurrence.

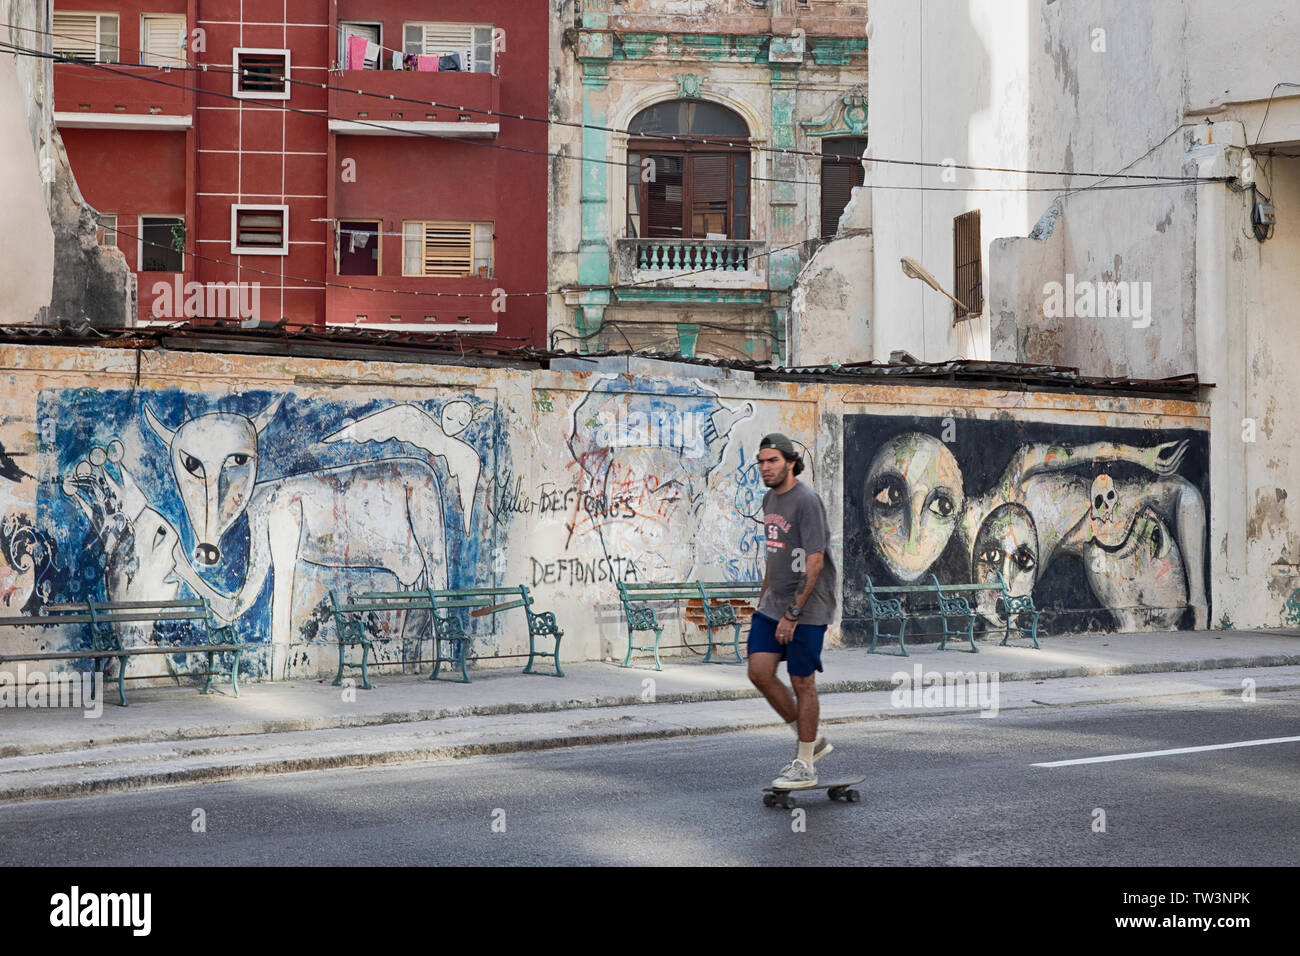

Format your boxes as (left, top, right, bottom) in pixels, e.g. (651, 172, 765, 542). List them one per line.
(4, 23, 1223, 184)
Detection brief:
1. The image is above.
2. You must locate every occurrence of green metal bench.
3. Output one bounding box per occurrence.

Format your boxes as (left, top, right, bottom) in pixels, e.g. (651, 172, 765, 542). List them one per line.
(332, 585, 564, 685)
(0, 597, 244, 706)
(863, 575, 927, 657)
(615, 580, 761, 669)
(864, 573, 1042, 655)
(615, 581, 694, 670)
(695, 581, 762, 664)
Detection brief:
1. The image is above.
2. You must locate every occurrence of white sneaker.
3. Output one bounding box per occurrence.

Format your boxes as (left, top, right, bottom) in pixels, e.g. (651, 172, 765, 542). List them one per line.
(812, 736, 833, 763)
(772, 758, 818, 790)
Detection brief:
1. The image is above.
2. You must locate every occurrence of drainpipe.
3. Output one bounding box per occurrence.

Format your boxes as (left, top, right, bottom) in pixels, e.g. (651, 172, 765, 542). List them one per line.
(1185, 121, 1247, 626)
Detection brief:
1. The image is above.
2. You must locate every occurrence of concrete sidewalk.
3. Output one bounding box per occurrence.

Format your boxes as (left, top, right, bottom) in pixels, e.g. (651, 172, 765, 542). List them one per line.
(1, 629, 1298, 802)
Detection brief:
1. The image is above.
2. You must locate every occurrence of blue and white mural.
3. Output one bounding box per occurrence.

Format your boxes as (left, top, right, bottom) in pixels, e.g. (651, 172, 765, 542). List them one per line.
(38, 389, 508, 678)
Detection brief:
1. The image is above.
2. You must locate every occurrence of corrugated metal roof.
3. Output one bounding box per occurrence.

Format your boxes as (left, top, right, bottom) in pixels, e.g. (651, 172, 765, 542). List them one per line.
(0, 323, 1209, 397)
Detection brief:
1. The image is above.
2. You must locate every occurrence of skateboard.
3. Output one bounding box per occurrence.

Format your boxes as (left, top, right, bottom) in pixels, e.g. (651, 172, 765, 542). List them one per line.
(762, 777, 864, 809)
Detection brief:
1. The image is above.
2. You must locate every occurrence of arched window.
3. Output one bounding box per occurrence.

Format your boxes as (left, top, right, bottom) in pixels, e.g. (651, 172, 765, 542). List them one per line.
(626, 100, 751, 241)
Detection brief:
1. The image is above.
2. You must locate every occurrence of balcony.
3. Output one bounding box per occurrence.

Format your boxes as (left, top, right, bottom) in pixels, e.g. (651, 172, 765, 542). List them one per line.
(328, 70, 500, 138)
(54, 63, 193, 128)
(616, 238, 768, 289)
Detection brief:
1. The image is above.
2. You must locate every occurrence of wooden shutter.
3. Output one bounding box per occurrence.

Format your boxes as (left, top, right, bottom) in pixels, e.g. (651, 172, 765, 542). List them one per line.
(141, 15, 186, 67)
(690, 154, 730, 238)
(820, 139, 866, 239)
(411, 23, 479, 67)
(423, 222, 473, 276)
(953, 210, 983, 320)
(645, 155, 684, 238)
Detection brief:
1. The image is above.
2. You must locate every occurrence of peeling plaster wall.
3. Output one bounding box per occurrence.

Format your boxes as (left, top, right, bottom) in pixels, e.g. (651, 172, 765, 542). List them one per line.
(0, 343, 1213, 686)
(0, 1, 55, 323)
(0, 0, 133, 327)
(549, 0, 869, 362)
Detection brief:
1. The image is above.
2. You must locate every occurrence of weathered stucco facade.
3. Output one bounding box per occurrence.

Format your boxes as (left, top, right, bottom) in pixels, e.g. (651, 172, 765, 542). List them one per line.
(0, 341, 1211, 684)
(0, 0, 133, 327)
(548, 0, 869, 363)
(793, 0, 1300, 630)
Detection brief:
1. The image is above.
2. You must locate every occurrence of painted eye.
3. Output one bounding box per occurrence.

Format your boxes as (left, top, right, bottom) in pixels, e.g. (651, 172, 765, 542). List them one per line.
(1012, 546, 1036, 571)
(230, 453, 250, 466)
(154, 526, 168, 545)
(871, 476, 904, 509)
(979, 547, 1002, 566)
(927, 493, 955, 518)
(181, 453, 204, 477)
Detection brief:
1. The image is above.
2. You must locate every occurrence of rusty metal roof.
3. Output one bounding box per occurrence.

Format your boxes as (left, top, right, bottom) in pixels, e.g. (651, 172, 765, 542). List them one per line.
(0, 323, 1209, 397)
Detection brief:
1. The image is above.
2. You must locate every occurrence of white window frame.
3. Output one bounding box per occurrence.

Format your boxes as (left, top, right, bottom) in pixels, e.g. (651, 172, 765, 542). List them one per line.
(401, 22, 494, 74)
(231, 204, 290, 256)
(138, 214, 184, 273)
(402, 220, 494, 278)
(232, 47, 291, 100)
(96, 212, 117, 247)
(339, 21, 383, 70)
(52, 11, 119, 63)
(139, 13, 187, 67)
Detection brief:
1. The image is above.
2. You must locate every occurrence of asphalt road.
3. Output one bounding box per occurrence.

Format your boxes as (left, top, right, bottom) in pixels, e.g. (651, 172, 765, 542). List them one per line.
(2, 690, 1297, 866)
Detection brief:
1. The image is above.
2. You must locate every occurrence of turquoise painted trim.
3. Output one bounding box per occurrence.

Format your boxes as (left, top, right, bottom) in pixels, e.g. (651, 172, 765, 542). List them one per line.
(613, 288, 769, 304)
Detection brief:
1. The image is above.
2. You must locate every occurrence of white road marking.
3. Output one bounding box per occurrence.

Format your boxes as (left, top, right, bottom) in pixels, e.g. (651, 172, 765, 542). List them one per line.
(1033, 735, 1300, 767)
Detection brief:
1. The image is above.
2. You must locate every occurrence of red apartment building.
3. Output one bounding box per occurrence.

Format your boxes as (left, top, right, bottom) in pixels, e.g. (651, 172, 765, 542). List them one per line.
(52, 0, 548, 341)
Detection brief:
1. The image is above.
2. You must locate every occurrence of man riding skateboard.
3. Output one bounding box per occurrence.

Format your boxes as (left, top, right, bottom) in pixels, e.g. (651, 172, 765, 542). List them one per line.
(748, 433, 838, 790)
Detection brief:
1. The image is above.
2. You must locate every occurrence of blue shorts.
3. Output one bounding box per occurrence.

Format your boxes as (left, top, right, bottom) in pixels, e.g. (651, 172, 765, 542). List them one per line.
(747, 611, 826, 677)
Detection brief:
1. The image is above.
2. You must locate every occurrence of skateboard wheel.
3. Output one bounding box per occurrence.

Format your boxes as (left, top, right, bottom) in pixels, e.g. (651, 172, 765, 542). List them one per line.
(846, 789, 860, 803)
(763, 793, 776, 808)
(783, 795, 797, 810)
(828, 787, 844, 801)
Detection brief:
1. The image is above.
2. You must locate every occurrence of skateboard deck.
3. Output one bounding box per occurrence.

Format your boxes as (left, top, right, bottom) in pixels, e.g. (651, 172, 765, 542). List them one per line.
(762, 777, 865, 809)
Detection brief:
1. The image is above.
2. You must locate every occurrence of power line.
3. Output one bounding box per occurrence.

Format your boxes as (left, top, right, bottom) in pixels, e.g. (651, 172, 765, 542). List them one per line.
(4, 22, 1222, 184)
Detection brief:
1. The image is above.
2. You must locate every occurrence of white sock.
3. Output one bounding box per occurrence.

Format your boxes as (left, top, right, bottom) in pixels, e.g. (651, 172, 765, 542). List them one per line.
(797, 739, 815, 765)
(787, 719, 800, 737)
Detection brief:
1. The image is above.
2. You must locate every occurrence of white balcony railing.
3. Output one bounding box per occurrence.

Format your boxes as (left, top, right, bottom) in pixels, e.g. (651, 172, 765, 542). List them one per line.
(617, 238, 766, 279)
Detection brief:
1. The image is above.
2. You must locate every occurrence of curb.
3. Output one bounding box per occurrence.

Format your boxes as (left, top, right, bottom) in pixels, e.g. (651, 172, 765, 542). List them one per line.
(5, 653, 1299, 760)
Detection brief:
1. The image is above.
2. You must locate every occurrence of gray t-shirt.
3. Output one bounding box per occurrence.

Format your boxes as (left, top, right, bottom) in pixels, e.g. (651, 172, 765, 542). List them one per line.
(757, 480, 838, 626)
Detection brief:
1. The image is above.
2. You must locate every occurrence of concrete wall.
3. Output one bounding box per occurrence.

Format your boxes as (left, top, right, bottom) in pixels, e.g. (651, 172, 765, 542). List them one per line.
(0, 1, 56, 323)
(0, 342, 1211, 684)
(0, 0, 133, 327)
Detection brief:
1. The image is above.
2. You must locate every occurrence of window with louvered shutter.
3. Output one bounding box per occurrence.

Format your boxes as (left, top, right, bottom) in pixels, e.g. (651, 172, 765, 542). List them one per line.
(953, 209, 983, 319)
(691, 154, 730, 237)
(140, 14, 186, 67)
(820, 138, 866, 239)
(402, 22, 493, 72)
(234, 49, 290, 98)
(53, 12, 118, 62)
(231, 205, 288, 255)
(402, 221, 493, 277)
(644, 155, 684, 238)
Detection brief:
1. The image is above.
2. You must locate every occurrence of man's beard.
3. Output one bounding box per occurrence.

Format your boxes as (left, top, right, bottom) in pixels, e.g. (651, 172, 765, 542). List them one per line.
(762, 468, 788, 487)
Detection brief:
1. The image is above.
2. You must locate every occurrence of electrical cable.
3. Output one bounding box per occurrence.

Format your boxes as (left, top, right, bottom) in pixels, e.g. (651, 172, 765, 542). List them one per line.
(2, 22, 1225, 185)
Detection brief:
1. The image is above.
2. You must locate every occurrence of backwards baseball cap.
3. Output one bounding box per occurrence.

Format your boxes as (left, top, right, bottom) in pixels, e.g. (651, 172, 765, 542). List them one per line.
(759, 433, 798, 456)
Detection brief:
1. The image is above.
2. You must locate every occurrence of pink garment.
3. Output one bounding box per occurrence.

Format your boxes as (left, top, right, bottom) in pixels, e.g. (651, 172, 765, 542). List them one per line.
(416, 54, 439, 72)
(346, 35, 368, 70)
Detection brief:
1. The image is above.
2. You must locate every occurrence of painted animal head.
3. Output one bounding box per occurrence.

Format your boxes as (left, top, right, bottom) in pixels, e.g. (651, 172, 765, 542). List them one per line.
(144, 397, 284, 566)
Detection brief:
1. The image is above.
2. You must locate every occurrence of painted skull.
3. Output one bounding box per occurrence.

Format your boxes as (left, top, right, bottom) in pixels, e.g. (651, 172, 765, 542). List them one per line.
(1091, 473, 1118, 522)
(864, 432, 964, 583)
